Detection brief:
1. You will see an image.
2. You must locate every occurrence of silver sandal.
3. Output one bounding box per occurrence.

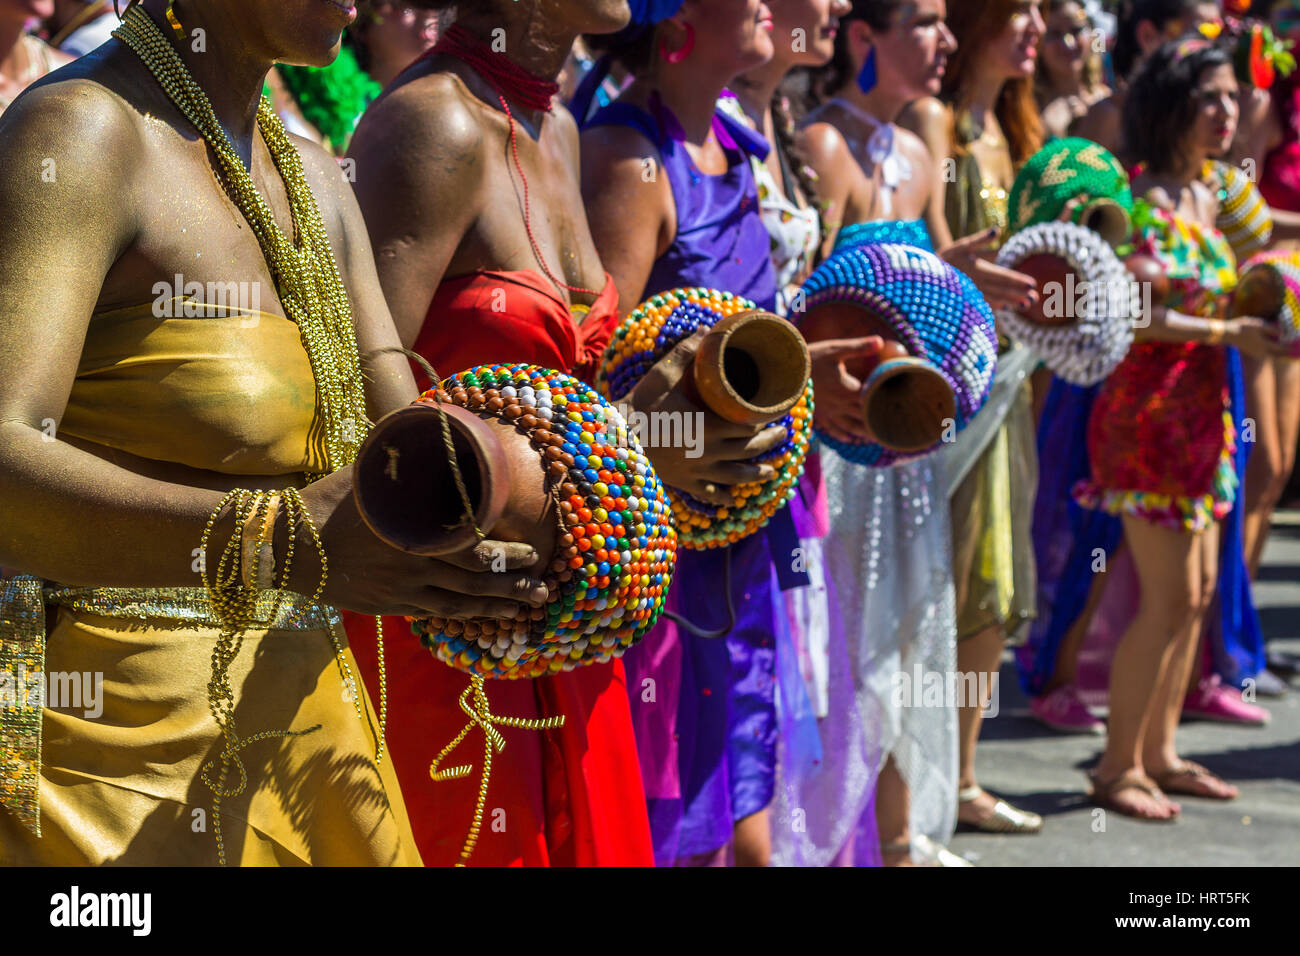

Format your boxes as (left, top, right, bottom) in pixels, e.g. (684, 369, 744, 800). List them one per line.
(882, 835, 975, 867)
(957, 786, 1044, 833)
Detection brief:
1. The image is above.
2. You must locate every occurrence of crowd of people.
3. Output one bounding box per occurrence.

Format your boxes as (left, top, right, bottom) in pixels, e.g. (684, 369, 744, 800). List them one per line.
(0, 0, 1297, 867)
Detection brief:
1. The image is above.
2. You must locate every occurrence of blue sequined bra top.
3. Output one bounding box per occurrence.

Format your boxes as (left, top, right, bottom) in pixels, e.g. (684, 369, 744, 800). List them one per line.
(833, 218, 934, 255)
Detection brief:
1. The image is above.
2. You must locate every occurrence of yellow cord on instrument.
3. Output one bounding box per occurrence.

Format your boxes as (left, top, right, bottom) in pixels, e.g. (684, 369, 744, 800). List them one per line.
(429, 675, 565, 866)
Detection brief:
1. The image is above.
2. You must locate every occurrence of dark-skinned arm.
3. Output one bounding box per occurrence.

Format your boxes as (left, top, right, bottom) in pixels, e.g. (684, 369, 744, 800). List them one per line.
(0, 82, 232, 589)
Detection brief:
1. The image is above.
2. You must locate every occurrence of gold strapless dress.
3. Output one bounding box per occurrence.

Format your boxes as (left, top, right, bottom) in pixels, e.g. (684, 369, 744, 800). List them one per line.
(0, 301, 421, 866)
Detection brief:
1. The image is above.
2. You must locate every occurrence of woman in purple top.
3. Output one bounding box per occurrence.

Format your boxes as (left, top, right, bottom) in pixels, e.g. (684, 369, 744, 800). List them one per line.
(582, 0, 874, 867)
(581, 0, 790, 866)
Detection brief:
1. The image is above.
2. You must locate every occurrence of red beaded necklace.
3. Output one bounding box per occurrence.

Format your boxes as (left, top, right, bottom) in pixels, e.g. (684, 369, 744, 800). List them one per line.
(429, 25, 601, 299)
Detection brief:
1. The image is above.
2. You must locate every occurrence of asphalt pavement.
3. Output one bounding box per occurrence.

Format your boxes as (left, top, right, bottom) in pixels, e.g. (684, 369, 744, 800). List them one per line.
(947, 515, 1300, 866)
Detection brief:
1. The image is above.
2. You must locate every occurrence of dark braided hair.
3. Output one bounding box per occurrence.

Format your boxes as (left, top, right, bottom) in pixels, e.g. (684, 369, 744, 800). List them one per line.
(770, 90, 828, 241)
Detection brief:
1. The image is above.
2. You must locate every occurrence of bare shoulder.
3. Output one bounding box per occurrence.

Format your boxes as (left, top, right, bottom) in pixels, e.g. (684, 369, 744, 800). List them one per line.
(1070, 94, 1120, 142)
(291, 132, 356, 229)
(898, 96, 951, 154)
(580, 109, 659, 164)
(0, 72, 146, 208)
(350, 69, 487, 189)
(796, 121, 864, 201)
(1085, 93, 1121, 120)
(798, 119, 849, 166)
(894, 125, 934, 175)
(580, 115, 669, 227)
(579, 95, 673, 289)
(899, 96, 949, 129)
(0, 68, 142, 148)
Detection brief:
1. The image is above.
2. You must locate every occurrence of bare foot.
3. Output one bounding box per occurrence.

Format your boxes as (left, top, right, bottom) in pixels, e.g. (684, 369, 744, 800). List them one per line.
(1150, 760, 1239, 800)
(1090, 768, 1181, 821)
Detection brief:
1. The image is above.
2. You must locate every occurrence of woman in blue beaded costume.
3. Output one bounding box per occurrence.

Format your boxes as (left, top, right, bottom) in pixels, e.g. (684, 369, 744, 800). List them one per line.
(898, 0, 1053, 839)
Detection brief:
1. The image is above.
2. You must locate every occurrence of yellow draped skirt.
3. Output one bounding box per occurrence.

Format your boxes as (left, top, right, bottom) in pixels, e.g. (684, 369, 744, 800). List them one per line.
(950, 379, 1039, 644)
(0, 590, 421, 866)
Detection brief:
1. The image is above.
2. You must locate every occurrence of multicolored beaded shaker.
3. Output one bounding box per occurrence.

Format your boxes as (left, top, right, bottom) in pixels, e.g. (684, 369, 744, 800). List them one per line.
(409, 364, 677, 679)
(596, 287, 815, 550)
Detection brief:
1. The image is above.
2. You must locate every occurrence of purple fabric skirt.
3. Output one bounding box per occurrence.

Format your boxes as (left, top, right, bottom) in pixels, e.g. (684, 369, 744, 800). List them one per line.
(624, 532, 778, 863)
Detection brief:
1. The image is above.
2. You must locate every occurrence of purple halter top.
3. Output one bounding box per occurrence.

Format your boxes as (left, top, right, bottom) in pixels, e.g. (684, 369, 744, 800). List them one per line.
(585, 94, 799, 866)
(586, 93, 779, 312)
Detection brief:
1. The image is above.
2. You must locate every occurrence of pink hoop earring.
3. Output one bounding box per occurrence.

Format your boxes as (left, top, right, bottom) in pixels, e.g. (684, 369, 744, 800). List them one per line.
(659, 22, 696, 64)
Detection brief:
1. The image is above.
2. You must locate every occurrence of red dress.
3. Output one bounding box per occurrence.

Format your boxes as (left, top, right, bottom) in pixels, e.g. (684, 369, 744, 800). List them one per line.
(344, 269, 655, 866)
(1073, 210, 1238, 532)
(1260, 77, 1300, 213)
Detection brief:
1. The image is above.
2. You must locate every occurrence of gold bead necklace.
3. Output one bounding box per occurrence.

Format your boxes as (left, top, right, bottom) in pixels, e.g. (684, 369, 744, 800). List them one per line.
(114, 4, 368, 477)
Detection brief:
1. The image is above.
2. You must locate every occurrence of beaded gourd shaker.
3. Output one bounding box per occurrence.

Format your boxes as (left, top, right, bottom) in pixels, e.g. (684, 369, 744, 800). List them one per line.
(597, 288, 814, 549)
(1236, 249, 1300, 347)
(797, 242, 998, 466)
(410, 364, 677, 679)
(995, 221, 1136, 385)
(1007, 137, 1134, 246)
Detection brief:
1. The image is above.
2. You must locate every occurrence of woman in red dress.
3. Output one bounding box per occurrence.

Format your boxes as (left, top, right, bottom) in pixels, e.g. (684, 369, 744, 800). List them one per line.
(344, 0, 781, 865)
(1077, 39, 1286, 820)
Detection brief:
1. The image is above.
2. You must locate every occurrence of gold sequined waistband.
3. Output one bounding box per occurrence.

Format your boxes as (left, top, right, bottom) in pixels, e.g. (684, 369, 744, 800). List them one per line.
(45, 586, 341, 632)
(3, 578, 346, 839)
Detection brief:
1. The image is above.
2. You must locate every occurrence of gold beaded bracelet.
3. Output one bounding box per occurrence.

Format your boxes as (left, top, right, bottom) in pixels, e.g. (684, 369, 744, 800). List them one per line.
(199, 488, 329, 866)
(239, 491, 280, 590)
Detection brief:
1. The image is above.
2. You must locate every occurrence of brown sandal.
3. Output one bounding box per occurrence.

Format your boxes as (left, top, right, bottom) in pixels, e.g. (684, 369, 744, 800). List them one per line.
(1088, 768, 1180, 822)
(1152, 761, 1239, 800)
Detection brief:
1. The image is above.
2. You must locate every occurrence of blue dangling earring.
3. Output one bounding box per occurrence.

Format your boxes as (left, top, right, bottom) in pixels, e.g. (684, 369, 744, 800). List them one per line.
(856, 46, 877, 94)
